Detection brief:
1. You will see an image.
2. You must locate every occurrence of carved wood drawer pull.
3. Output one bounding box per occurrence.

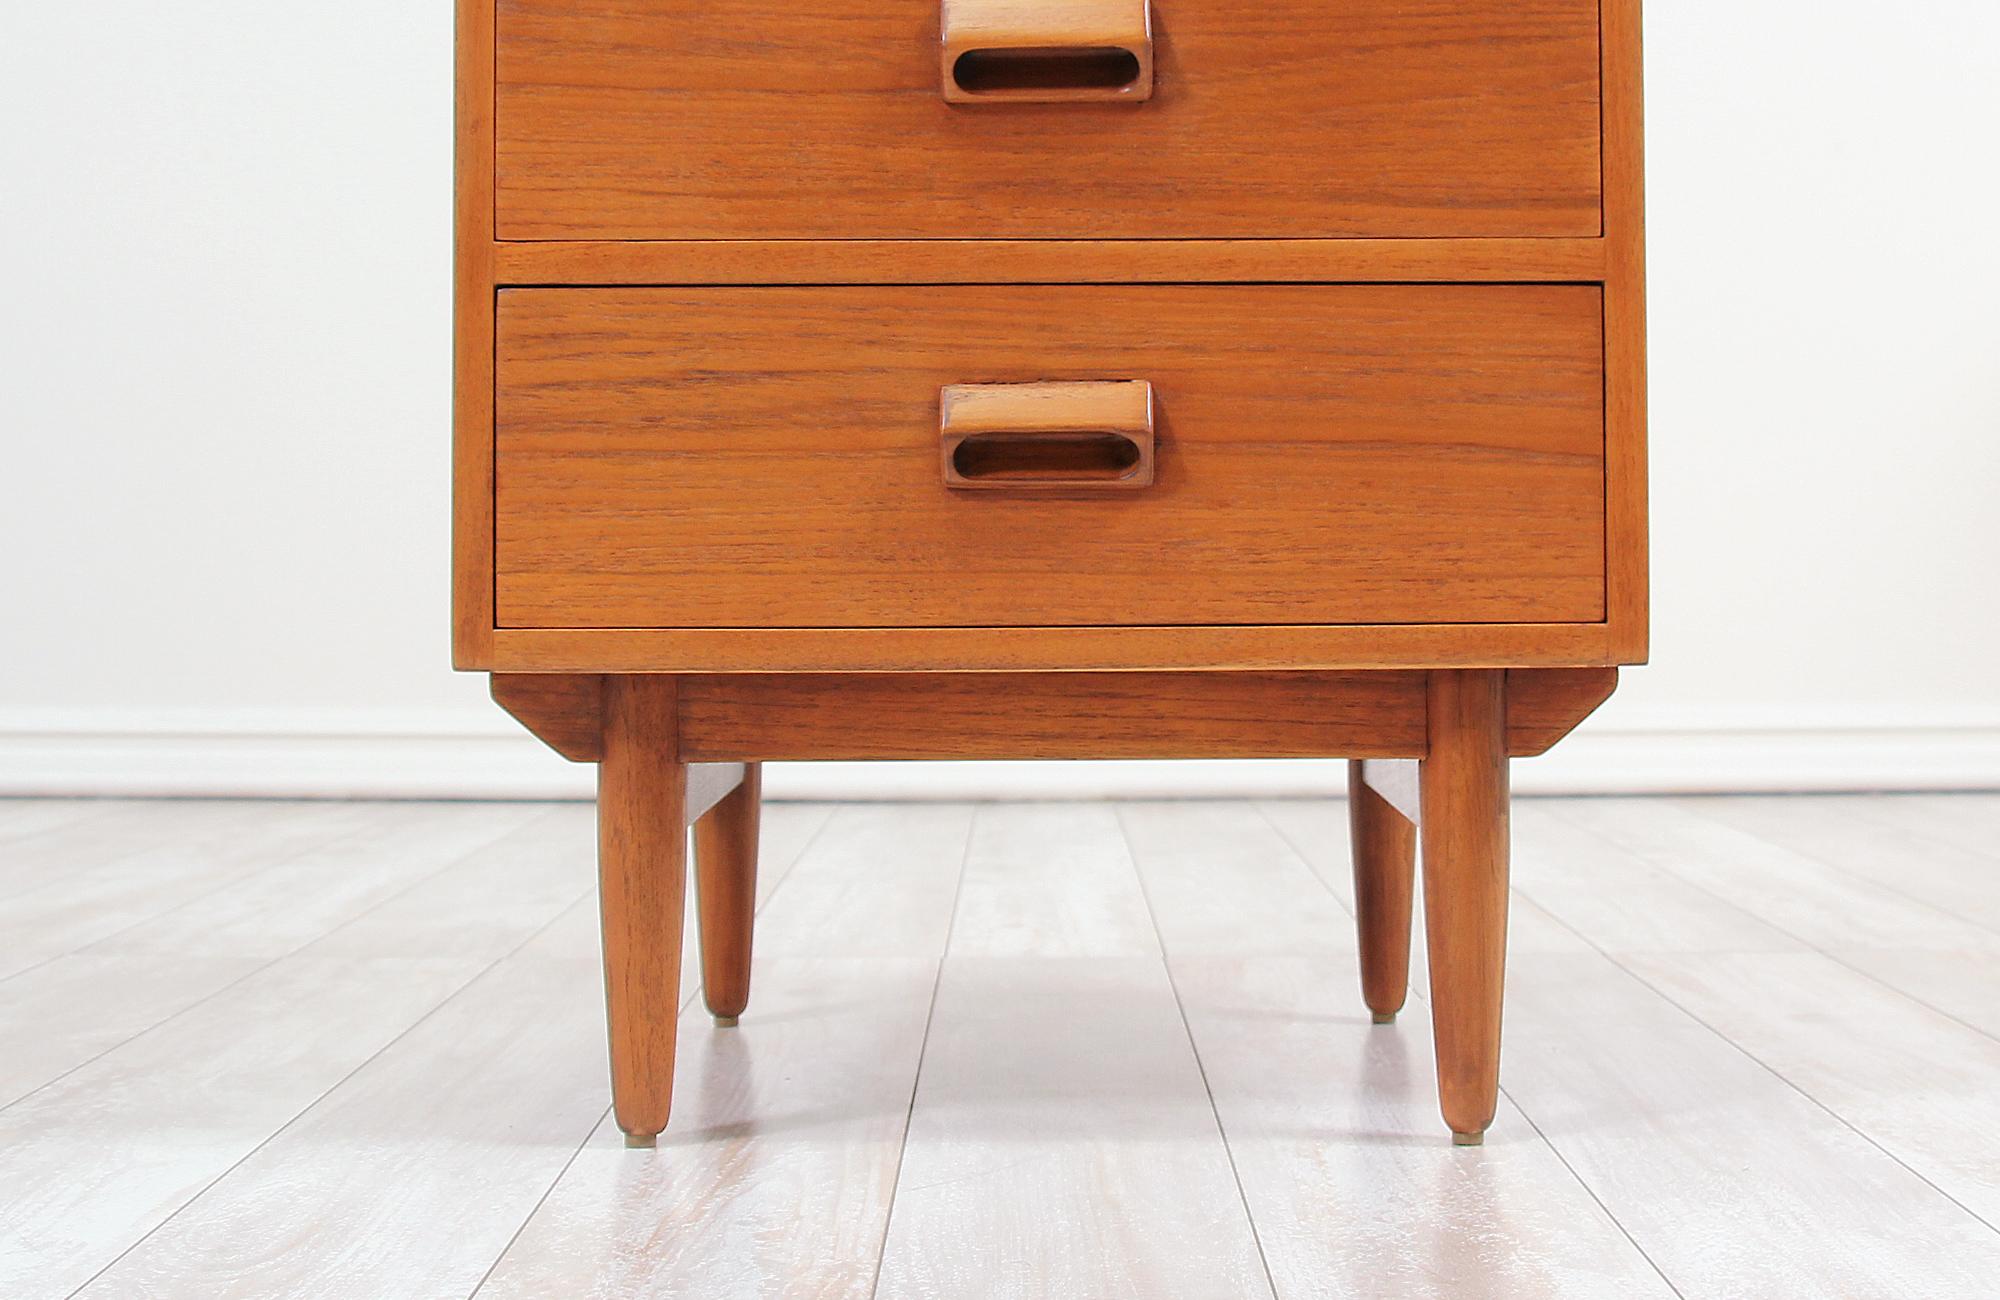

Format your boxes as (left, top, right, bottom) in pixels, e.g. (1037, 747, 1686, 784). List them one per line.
(941, 0, 1154, 104)
(939, 380, 1156, 491)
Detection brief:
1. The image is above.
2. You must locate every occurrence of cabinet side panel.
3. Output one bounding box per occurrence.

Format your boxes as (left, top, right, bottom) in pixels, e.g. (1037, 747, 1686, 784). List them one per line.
(1603, 0, 1648, 662)
(453, 0, 497, 667)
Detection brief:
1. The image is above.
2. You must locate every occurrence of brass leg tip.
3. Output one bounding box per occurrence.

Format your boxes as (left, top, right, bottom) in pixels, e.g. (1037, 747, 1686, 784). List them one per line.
(713, 1014, 740, 1028)
(1371, 1011, 1396, 1025)
(1451, 1131, 1485, 1147)
(624, 1133, 659, 1149)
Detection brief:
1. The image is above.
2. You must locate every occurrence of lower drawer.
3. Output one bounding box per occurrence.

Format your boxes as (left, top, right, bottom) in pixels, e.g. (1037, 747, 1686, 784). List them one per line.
(494, 285, 1605, 629)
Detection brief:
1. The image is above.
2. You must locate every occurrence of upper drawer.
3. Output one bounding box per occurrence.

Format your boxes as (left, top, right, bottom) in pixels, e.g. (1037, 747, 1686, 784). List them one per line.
(494, 0, 1603, 241)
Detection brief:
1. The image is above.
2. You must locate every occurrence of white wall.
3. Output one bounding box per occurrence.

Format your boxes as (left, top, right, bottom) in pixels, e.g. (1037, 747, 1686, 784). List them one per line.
(3, 2, 1997, 798)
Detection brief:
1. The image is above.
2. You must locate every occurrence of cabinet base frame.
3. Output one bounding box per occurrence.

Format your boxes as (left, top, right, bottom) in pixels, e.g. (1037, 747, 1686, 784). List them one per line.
(503, 667, 1608, 1145)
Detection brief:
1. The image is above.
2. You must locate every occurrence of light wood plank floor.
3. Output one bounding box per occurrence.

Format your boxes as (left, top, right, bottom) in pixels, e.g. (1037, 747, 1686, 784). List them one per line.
(3, 794, 1998, 1299)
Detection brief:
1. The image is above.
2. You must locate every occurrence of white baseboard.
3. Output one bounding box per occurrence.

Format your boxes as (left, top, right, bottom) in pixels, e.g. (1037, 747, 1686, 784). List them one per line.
(0, 718, 1996, 799)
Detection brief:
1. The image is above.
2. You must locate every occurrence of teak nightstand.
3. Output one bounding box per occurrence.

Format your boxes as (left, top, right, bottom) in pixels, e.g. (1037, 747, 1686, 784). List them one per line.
(454, 0, 1645, 1146)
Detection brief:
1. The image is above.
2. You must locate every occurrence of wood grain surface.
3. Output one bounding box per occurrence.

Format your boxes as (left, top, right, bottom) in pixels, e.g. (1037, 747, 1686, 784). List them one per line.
(453, 0, 496, 667)
(939, 380, 1156, 492)
(477, 805, 969, 1299)
(481, 668, 1621, 763)
(692, 764, 761, 1021)
(491, 673, 603, 761)
(1418, 669, 1510, 1141)
(0, 803, 379, 981)
(484, 623, 1620, 674)
(496, 284, 1605, 631)
(1604, 0, 1650, 661)
(456, 0, 1650, 676)
(0, 805, 544, 1112)
(1136, 801, 1682, 1298)
(1495, 812, 2000, 1297)
(874, 806, 1273, 1298)
(495, 0, 1600, 240)
(78, 901, 613, 1300)
(596, 676, 687, 1143)
(1505, 667, 1619, 756)
(491, 237, 1608, 287)
(678, 671, 1428, 761)
(0, 807, 599, 1298)
(23, 797, 2000, 1296)
(940, 0, 1155, 104)
(1348, 760, 1416, 1020)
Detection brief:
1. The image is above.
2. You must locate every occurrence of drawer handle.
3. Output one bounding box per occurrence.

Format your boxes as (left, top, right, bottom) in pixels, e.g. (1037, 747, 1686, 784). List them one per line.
(941, 0, 1154, 104)
(940, 381, 1155, 491)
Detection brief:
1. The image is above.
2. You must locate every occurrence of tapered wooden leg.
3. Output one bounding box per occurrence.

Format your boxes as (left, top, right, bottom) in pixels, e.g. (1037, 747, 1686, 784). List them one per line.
(694, 762, 761, 1026)
(598, 675, 687, 1148)
(1419, 669, 1509, 1145)
(1348, 761, 1416, 1024)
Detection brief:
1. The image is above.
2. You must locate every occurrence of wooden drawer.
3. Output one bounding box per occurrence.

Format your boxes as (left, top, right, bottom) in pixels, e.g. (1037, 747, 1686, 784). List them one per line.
(494, 285, 1604, 631)
(494, 0, 1601, 241)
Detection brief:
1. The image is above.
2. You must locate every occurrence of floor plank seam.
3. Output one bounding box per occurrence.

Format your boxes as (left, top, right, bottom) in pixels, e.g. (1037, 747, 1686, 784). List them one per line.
(1256, 800, 1698, 1294)
(1839, 796, 2000, 867)
(1502, 1085, 1692, 1299)
(1116, 803, 1282, 1300)
(1669, 799, 2000, 945)
(0, 805, 256, 907)
(1515, 890, 2000, 1243)
(745, 804, 841, 927)
(456, 806, 838, 1296)
(0, 805, 537, 982)
(20, 798, 2000, 1297)
(466, 1103, 615, 1300)
(0, 808, 376, 986)
(672, 805, 835, 1016)
(0, 806, 565, 1120)
(1538, 802, 2000, 1052)
(865, 806, 979, 1300)
(0, 801, 106, 845)
(1251, 800, 1359, 924)
(58, 887, 598, 1300)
